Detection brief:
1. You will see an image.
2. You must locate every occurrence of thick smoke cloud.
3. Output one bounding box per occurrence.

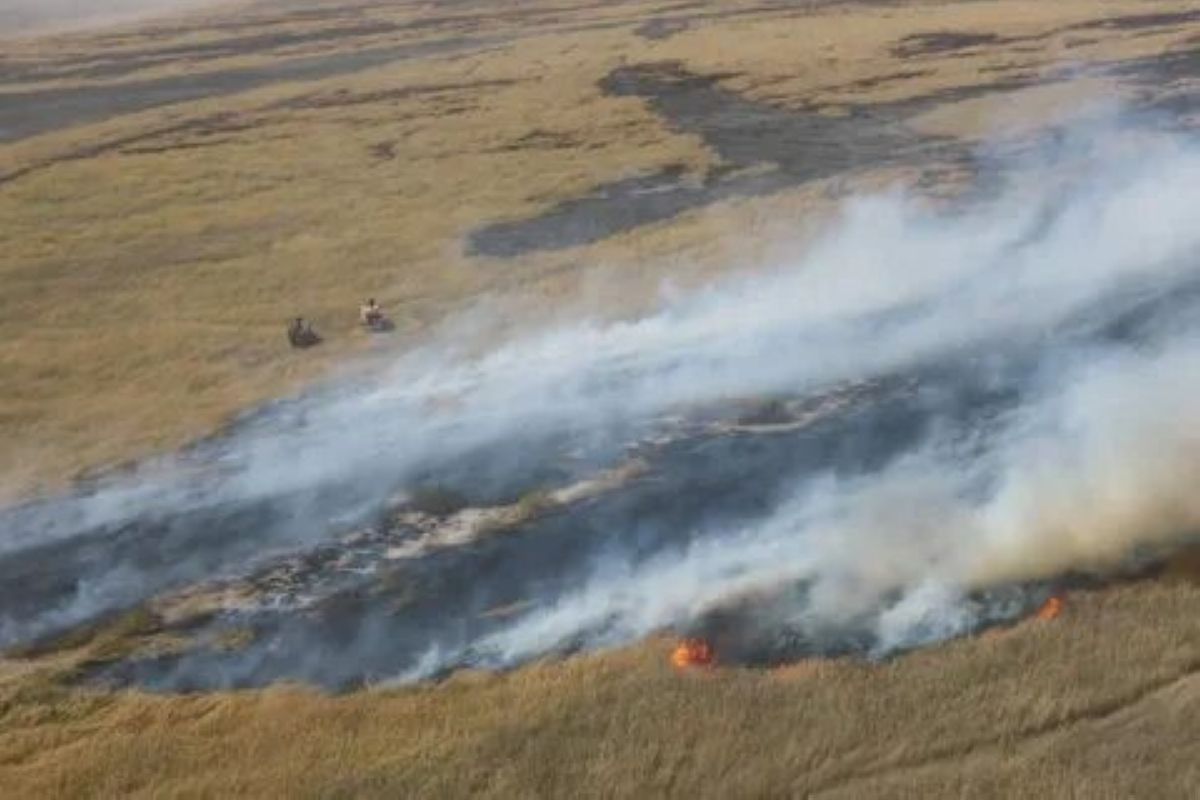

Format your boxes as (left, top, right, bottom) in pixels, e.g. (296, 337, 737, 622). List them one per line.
(3, 115, 1200, 682)
(457, 336, 1200, 674)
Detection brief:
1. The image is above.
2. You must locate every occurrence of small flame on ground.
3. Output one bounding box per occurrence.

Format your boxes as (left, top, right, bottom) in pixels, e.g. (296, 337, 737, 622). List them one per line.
(1035, 594, 1066, 621)
(671, 638, 715, 669)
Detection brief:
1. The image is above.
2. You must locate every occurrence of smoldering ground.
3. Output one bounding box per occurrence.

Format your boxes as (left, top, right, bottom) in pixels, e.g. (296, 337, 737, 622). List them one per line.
(4, 114, 1200, 689)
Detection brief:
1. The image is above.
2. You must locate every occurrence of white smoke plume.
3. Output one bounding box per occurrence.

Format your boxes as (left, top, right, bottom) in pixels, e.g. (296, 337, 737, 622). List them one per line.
(3, 114, 1200, 678)
(34, 124, 1195, 524)
(458, 335, 1200, 672)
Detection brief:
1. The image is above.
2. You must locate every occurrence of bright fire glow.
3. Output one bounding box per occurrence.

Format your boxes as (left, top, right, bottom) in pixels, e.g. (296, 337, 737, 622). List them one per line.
(1035, 594, 1065, 621)
(671, 638, 715, 669)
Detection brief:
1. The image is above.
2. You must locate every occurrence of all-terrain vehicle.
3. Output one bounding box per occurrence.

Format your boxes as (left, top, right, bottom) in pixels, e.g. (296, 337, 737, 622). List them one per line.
(287, 317, 321, 348)
(360, 298, 394, 333)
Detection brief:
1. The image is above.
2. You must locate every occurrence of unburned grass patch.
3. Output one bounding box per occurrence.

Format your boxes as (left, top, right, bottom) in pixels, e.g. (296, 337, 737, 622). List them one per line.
(0, 579, 1197, 797)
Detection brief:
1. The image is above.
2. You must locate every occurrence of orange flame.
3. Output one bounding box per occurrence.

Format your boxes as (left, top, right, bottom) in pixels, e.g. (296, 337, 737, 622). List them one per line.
(1035, 594, 1065, 621)
(671, 638, 715, 669)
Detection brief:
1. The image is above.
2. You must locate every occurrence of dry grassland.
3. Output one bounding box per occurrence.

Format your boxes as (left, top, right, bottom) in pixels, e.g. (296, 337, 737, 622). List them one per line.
(3, 2, 1200, 796)
(1, 575, 1198, 798)
(2, 0, 1196, 495)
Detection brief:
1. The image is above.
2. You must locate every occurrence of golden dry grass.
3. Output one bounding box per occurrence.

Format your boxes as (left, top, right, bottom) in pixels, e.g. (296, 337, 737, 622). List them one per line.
(1, 577, 1198, 798)
(3, 0, 1196, 495)
(3, 2, 1200, 796)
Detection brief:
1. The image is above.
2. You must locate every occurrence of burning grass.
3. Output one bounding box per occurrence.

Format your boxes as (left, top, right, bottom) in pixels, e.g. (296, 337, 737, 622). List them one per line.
(1035, 593, 1066, 621)
(670, 638, 715, 669)
(1, 577, 1198, 797)
(4, 0, 1200, 795)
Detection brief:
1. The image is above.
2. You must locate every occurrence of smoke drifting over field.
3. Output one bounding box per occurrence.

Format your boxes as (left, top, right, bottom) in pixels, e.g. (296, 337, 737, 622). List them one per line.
(3, 116, 1200, 687)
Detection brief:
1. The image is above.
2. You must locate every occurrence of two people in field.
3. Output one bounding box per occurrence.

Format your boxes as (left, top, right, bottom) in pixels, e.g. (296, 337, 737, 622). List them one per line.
(288, 298, 392, 348)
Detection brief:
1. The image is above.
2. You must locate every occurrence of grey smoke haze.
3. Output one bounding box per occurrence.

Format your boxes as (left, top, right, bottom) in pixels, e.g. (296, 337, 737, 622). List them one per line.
(451, 334, 1200, 675)
(3, 113, 1200, 682)
(0, 0, 221, 35)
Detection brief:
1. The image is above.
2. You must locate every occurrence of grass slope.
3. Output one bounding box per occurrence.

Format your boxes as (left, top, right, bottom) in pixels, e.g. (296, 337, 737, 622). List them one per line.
(2, 0, 1196, 494)
(2, 2, 1200, 796)
(2, 578, 1199, 798)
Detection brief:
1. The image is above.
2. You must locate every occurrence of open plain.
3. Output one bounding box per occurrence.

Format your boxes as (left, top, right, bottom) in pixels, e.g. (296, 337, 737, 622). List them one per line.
(3, 1, 1200, 797)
